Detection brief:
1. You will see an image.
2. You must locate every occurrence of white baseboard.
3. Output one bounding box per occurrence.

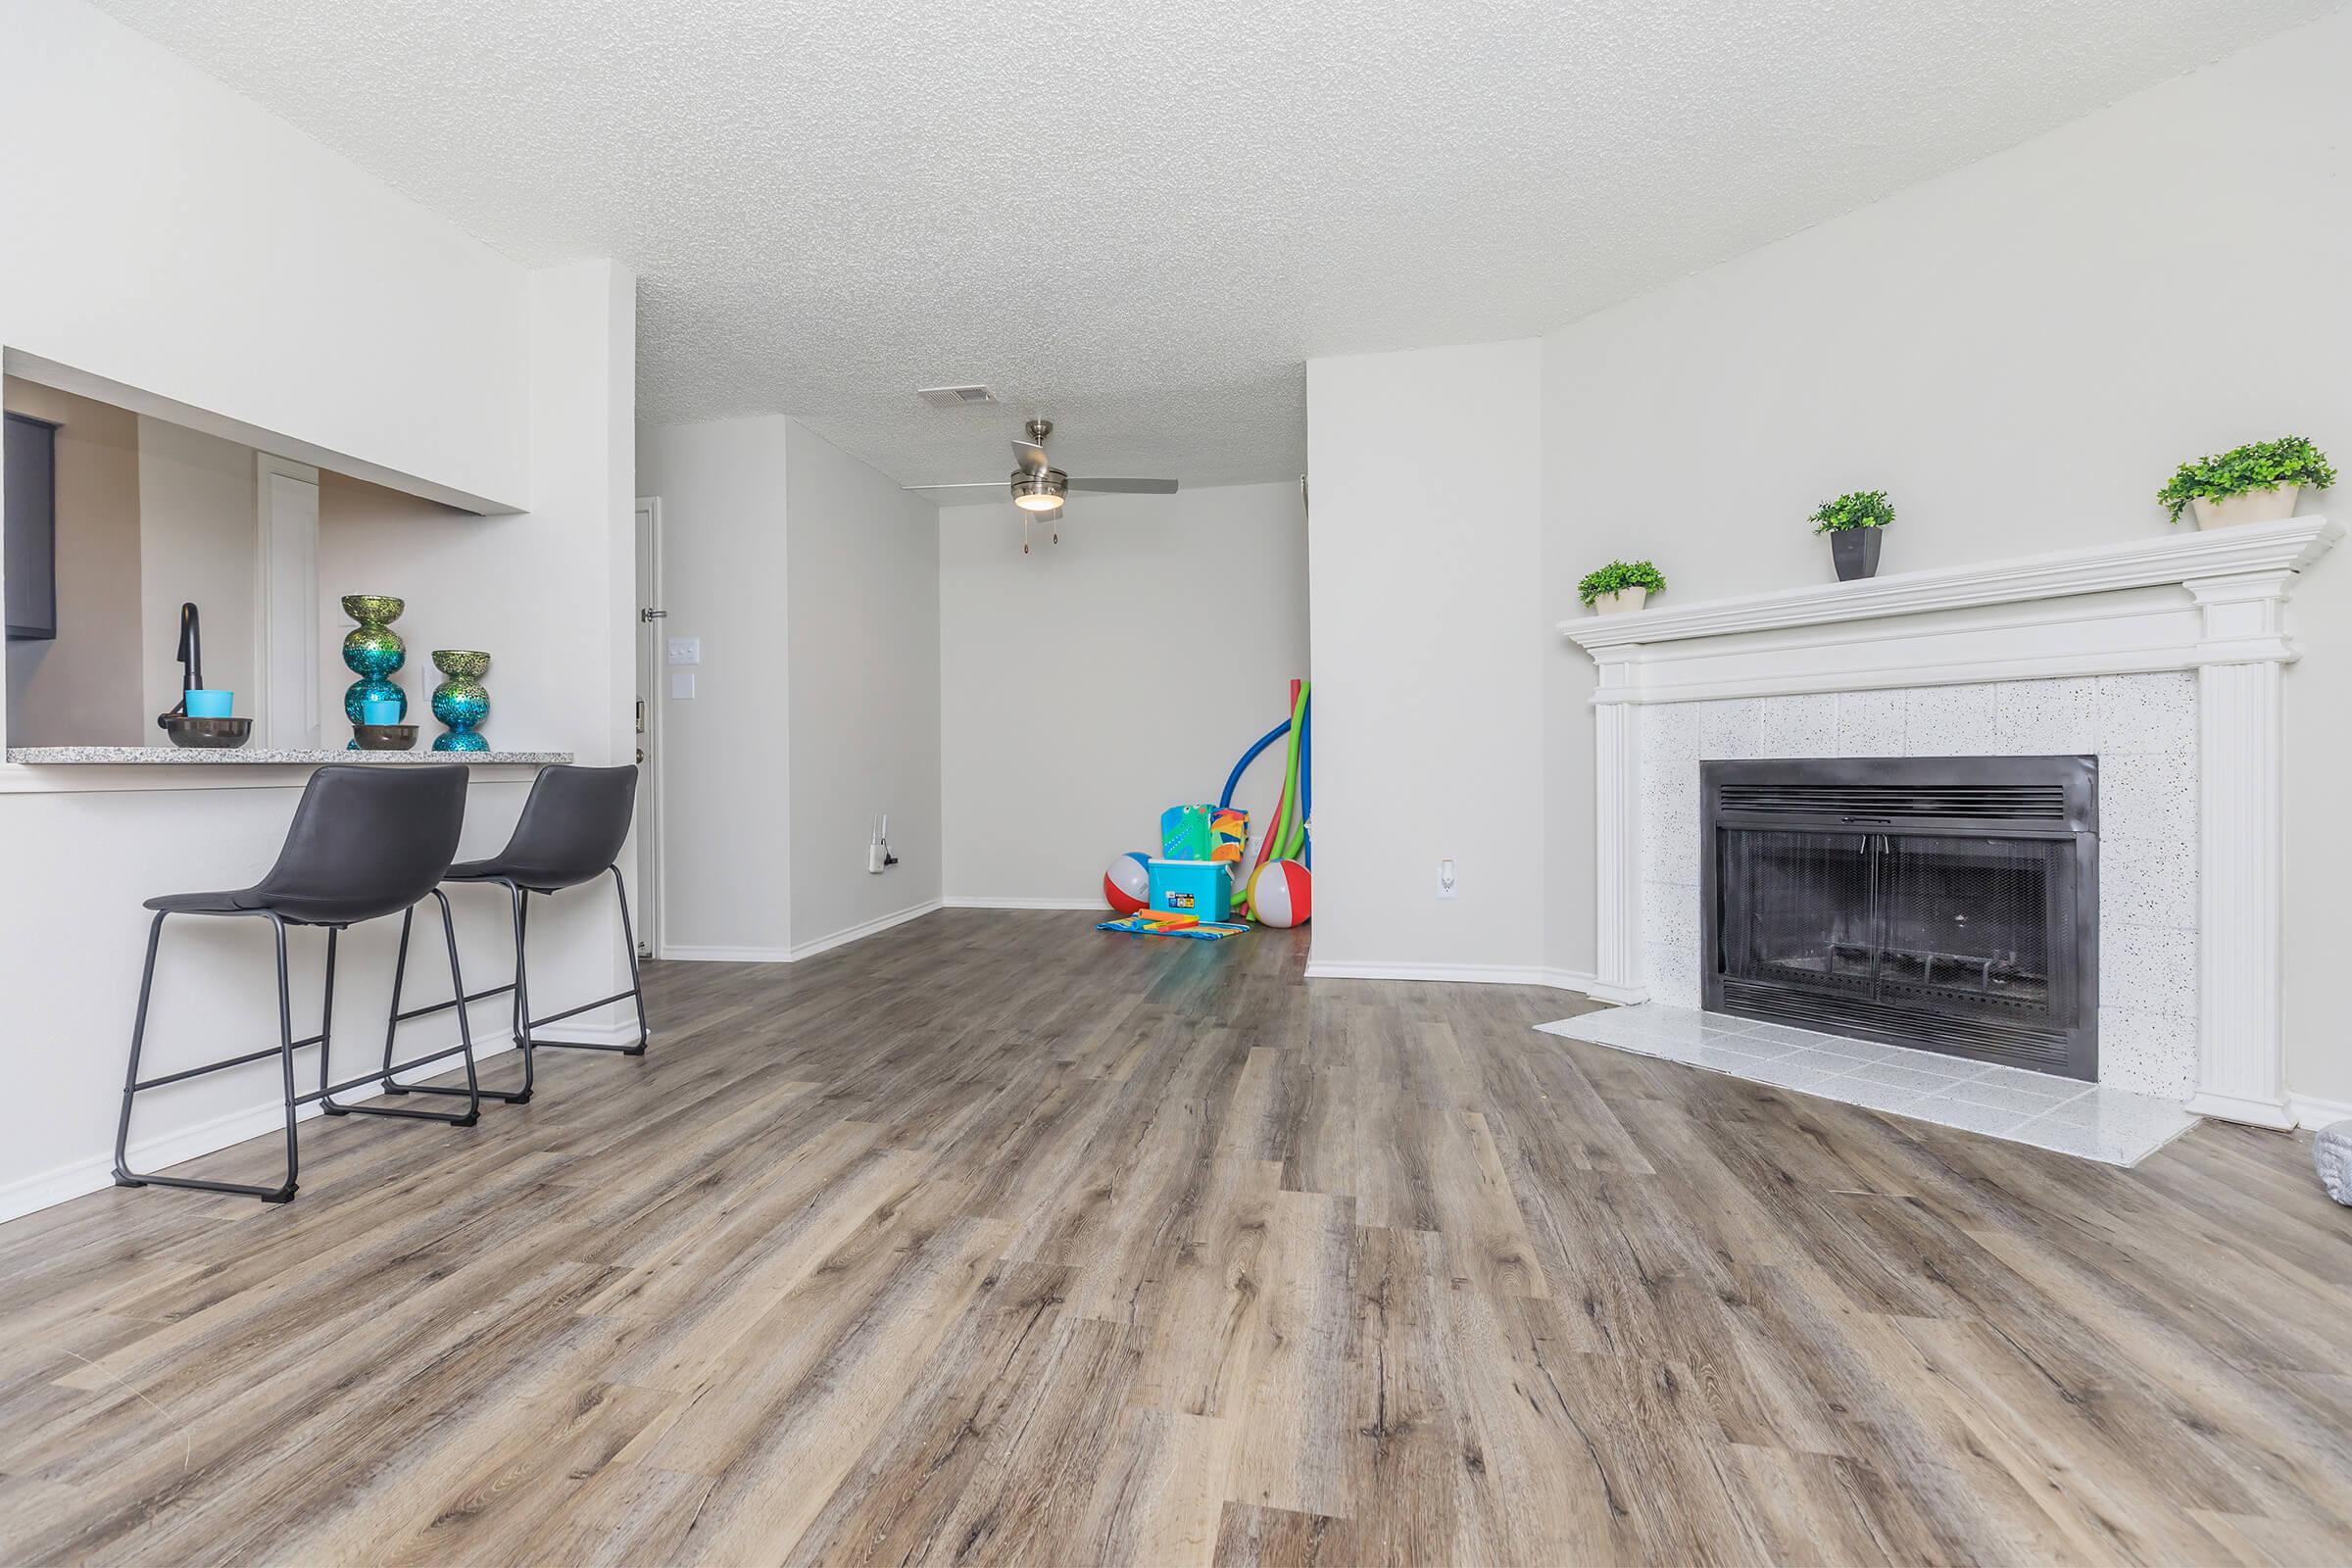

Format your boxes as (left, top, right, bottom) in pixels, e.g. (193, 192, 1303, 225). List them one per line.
(791, 899, 945, 960)
(659, 900, 948, 967)
(658, 944, 797, 963)
(942, 895, 1105, 911)
(1302, 960, 1598, 995)
(0, 1037, 517, 1226)
(2183, 1088, 2297, 1131)
(2288, 1092, 2352, 1131)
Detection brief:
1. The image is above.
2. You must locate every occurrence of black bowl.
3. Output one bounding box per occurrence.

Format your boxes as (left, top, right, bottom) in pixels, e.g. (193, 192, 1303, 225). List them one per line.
(351, 723, 418, 752)
(161, 716, 253, 750)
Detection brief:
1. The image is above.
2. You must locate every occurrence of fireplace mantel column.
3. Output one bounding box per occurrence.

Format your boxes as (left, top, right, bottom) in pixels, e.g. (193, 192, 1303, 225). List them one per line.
(2184, 569, 2300, 1129)
(1589, 649, 1648, 1005)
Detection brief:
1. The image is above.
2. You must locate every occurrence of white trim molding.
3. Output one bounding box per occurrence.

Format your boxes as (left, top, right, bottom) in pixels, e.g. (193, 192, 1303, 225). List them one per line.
(1559, 515, 2341, 1128)
(0, 1038, 518, 1224)
(658, 944, 797, 963)
(790, 899, 944, 961)
(942, 895, 1107, 911)
(1304, 960, 1598, 994)
(658, 900, 948, 965)
(2288, 1093, 2352, 1131)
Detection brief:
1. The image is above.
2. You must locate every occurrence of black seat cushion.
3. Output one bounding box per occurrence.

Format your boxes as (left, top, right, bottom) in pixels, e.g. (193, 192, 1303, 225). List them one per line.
(143, 766, 470, 927)
(446, 764, 637, 893)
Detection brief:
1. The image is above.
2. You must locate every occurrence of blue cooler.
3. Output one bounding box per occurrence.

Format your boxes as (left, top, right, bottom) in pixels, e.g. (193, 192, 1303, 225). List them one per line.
(1149, 858, 1232, 921)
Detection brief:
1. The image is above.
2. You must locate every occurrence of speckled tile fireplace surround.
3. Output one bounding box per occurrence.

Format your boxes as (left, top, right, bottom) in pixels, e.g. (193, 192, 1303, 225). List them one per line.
(1641, 675, 2198, 1100)
(1534, 676, 2204, 1167)
(1551, 516, 2347, 1160)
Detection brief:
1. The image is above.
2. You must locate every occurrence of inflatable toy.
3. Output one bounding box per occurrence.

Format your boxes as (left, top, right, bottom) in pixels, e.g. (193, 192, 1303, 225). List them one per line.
(1102, 851, 1152, 914)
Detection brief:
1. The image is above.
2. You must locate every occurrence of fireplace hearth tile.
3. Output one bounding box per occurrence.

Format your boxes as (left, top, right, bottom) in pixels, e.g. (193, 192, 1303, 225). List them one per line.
(1911, 1097, 2034, 1138)
(1758, 694, 1838, 756)
(1965, 1063, 2096, 1102)
(1697, 700, 1763, 760)
(2105, 921, 2197, 1013)
(1835, 1080, 1929, 1115)
(2094, 671, 2196, 756)
(1534, 1003, 2198, 1165)
(1903, 683, 1998, 755)
(1844, 1059, 1981, 1093)
(1831, 690, 1906, 756)
(1732, 1054, 1855, 1093)
(1941, 1079, 2093, 1116)
(1992, 677, 2097, 753)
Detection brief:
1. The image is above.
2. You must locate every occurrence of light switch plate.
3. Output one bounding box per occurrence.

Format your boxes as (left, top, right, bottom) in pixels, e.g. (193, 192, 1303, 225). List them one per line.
(666, 637, 702, 666)
(1437, 858, 1458, 900)
(669, 671, 696, 701)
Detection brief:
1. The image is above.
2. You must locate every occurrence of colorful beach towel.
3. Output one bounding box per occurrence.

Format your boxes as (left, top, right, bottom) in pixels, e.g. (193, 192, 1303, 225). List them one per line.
(1096, 909, 1250, 941)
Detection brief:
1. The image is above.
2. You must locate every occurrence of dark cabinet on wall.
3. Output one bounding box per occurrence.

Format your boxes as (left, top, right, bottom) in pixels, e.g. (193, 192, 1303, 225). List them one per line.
(5, 412, 58, 641)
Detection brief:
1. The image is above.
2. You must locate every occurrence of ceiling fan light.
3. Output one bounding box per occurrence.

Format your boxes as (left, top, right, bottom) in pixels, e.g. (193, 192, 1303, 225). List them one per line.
(1010, 468, 1068, 512)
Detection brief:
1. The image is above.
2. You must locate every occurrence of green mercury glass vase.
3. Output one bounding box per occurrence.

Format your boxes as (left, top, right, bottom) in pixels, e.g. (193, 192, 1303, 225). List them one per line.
(341, 596, 408, 737)
(430, 649, 491, 753)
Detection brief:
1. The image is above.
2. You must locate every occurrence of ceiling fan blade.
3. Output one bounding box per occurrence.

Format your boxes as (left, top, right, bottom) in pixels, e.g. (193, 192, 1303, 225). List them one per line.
(1012, 438, 1049, 473)
(1068, 477, 1179, 495)
(901, 480, 1007, 491)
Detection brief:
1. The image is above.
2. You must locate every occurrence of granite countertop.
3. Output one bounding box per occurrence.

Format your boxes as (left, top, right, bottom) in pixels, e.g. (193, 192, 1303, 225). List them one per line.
(7, 747, 572, 765)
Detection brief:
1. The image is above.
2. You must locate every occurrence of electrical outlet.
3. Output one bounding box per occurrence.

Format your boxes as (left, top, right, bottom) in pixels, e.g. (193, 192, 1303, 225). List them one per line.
(867, 841, 888, 873)
(1437, 858, 1458, 900)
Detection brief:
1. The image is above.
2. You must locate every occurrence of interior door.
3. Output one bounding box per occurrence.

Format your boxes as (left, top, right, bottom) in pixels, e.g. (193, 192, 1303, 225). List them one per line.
(632, 497, 663, 958)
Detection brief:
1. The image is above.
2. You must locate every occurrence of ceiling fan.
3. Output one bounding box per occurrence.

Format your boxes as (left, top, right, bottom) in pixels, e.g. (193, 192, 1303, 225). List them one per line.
(905, 419, 1178, 553)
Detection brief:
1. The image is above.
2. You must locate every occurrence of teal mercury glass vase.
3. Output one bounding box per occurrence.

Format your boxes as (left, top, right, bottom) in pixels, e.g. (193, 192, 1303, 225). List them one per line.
(430, 649, 491, 753)
(341, 596, 407, 745)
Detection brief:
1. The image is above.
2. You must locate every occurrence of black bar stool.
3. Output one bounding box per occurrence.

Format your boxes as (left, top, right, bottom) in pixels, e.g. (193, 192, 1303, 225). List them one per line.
(380, 763, 646, 1106)
(112, 765, 481, 1204)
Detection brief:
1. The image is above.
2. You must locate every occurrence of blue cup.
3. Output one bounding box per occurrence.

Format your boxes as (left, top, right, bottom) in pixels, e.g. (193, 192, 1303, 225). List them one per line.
(360, 697, 403, 726)
(184, 689, 232, 718)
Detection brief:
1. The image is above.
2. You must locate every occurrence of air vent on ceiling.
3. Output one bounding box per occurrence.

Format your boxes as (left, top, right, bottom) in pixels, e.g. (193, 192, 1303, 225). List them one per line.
(916, 384, 998, 408)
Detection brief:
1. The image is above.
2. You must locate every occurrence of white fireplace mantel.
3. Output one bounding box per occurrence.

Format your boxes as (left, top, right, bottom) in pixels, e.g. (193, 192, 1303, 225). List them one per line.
(1558, 515, 2342, 1129)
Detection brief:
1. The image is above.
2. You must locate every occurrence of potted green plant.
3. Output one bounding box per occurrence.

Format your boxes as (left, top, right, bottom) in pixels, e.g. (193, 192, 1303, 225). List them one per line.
(1811, 490, 1893, 581)
(1578, 560, 1666, 614)
(2157, 435, 2335, 529)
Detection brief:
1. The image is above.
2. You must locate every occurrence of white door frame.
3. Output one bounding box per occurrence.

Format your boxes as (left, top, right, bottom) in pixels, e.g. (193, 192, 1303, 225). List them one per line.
(253, 454, 321, 750)
(633, 497, 666, 959)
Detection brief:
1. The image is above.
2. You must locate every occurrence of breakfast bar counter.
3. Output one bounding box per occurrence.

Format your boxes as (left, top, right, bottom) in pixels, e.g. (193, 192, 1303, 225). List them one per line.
(7, 747, 572, 765)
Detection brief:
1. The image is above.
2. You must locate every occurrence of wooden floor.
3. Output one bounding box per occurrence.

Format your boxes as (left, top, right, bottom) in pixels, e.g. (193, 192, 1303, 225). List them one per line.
(3, 910, 2350, 1566)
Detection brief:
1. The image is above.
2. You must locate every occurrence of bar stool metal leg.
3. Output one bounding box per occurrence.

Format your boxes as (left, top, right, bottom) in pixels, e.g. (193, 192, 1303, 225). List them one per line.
(523, 865, 653, 1056)
(383, 881, 533, 1104)
(113, 912, 304, 1203)
(329, 898, 482, 1125)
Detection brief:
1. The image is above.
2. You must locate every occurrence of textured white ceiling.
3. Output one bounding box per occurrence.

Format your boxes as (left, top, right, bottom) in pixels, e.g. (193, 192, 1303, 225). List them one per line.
(89, 0, 2335, 498)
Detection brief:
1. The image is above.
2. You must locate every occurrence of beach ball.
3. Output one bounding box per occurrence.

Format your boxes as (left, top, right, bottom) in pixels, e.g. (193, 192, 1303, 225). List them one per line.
(1249, 859, 1311, 927)
(1103, 851, 1152, 914)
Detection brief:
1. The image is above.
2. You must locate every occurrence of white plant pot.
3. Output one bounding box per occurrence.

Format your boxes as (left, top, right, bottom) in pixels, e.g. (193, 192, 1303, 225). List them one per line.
(1593, 586, 1648, 614)
(2190, 484, 2299, 530)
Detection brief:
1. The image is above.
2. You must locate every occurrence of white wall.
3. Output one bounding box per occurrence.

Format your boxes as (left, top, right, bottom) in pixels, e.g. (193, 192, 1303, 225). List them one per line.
(1537, 8, 2352, 1103)
(940, 482, 1309, 906)
(0, 1, 635, 1219)
(137, 416, 258, 721)
(1, 0, 529, 511)
(1302, 348, 1547, 977)
(635, 416, 795, 957)
(785, 420, 943, 950)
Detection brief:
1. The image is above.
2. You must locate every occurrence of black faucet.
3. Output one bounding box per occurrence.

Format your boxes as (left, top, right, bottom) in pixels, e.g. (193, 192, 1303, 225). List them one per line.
(156, 602, 201, 730)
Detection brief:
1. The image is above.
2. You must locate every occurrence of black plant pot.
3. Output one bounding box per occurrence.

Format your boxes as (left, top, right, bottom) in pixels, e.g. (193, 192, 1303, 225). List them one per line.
(1830, 528, 1883, 581)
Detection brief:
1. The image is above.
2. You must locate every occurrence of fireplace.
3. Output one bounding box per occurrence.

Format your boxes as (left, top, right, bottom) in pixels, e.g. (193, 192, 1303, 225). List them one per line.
(1701, 756, 2098, 1079)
